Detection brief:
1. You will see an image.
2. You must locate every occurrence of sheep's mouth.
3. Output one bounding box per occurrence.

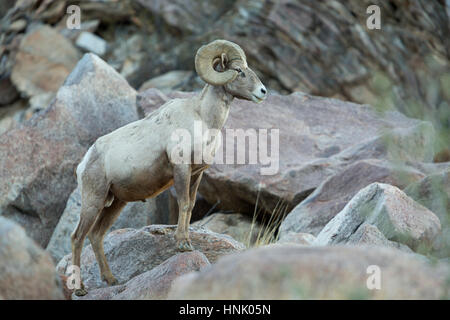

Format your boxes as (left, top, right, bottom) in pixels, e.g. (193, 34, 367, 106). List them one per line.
(251, 94, 265, 103)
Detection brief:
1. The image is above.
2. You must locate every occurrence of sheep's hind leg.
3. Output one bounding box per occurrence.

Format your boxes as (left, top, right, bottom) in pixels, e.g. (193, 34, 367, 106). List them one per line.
(173, 164, 194, 251)
(71, 200, 104, 296)
(88, 197, 126, 286)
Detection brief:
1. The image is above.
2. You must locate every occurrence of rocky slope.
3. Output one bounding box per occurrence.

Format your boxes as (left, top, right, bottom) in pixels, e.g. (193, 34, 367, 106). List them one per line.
(0, 217, 64, 299)
(0, 0, 449, 300)
(0, 50, 448, 300)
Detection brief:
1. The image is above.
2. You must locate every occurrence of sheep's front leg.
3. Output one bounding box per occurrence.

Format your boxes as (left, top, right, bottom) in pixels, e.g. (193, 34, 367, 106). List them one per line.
(173, 164, 194, 251)
(185, 171, 203, 235)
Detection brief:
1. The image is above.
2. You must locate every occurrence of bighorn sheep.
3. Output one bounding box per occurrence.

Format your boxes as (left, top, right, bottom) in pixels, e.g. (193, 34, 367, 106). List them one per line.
(71, 40, 267, 296)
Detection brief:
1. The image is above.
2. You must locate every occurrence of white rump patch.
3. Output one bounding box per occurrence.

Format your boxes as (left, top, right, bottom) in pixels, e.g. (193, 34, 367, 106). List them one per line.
(76, 146, 93, 186)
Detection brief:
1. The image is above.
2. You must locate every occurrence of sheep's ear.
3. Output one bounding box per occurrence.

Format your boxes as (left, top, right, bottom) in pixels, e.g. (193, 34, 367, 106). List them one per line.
(213, 54, 229, 72)
(213, 57, 223, 71)
(220, 53, 228, 70)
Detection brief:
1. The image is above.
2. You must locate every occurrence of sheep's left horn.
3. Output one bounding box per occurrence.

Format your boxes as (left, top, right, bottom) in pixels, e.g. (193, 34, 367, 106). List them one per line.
(195, 39, 247, 86)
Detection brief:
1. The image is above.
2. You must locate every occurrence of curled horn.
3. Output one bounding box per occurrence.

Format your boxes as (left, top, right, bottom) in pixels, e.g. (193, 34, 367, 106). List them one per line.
(195, 39, 247, 86)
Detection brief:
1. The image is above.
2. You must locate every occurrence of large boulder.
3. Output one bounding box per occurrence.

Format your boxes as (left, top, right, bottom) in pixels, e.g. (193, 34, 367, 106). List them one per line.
(139, 70, 197, 93)
(193, 212, 263, 246)
(138, 89, 435, 216)
(277, 232, 316, 246)
(346, 223, 413, 254)
(77, 251, 210, 300)
(136, 88, 189, 118)
(280, 159, 425, 236)
(0, 217, 64, 300)
(405, 169, 450, 229)
(168, 245, 450, 299)
(57, 224, 245, 290)
(0, 53, 139, 247)
(11, 24, 80, 98)
(405, 169, 450, 257)
(46, 186, 167, 263)
(314, 183, 441, 252)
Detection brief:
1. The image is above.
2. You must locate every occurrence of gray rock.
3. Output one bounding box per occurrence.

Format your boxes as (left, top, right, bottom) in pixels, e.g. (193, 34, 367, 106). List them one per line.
(136, 0, 232, 34)
(139, 70, 195, 93)
(0, 0, 15, 18)
(106, 32, 148, 87)
(0, 217, 64, 300)
(7, 19, 27, 32)
(56, 224, 245, 290)
(76, 31, 108, 56)
(277, 232, 316, 245)
(405, 169, 450, 257)
(0, 53, 139, 247)
(193, 212, 263, 246)
(280, 159, 426, 237)
(169, 245, 450, 299)
(11, 24, 80, 98)
(404, 169, 450, 229)
(314, 183, 441, 252)
(347, 223, 413, 253)
(77, 251, 210, 300)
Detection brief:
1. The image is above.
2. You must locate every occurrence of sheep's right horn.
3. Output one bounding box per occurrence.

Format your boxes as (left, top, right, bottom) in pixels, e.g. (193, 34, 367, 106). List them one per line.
(195, 40, 247, 86)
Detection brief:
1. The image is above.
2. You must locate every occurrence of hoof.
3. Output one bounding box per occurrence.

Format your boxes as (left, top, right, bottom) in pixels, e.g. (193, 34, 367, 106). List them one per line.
(74, 287, 88, 296)
(102, 275, 118, 286)
(177, 240, 194, 252)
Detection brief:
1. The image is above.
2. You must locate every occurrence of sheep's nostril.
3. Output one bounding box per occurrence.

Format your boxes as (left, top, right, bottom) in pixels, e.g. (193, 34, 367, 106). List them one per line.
(261, 88, 266, 94)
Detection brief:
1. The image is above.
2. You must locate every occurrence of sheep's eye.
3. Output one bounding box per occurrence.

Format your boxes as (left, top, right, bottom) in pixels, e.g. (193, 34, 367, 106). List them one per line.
(236, 69, 245, 77)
